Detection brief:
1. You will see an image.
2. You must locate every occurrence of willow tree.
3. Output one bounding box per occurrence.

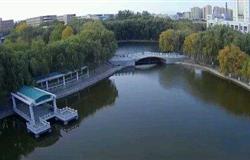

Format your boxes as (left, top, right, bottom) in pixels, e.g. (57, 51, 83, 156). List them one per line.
(218, 45, 248, 76)
(80, 21, 117, 64)
(159, 29, 189, 53)
(183, 32, 199, 58)
(49, 23, 65, 42)
(241, 58, 250, 81)
(159, 29, 176, 52)
(62, 26, 74, 39)
(15, 22, 29, 33)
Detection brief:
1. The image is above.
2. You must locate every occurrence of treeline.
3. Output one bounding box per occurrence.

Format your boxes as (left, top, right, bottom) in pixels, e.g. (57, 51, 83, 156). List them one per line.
(0, 21, 117, 93)
(104, 10, 205, 41)
(159, 25, 250, 81)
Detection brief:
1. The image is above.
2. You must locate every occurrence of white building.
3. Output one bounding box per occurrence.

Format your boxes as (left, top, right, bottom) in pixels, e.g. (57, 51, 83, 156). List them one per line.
(57, 14, 76, 24)
(183, 12, 191, 19)
(235, 0, 250, 22)
(203, 5, 212, 20)
(207, 16, 250, 32)
(191, 7, 203, 20)
(207, 0, 250, 33)
(26, 15, 57, 27)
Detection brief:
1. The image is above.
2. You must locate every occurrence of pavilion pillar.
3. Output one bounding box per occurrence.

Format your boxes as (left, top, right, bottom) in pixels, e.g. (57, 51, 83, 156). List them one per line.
(53, 98, 58, 113)
(46, 81, 49, 90)
(87, 68, 89, 78)
(11, 96, 17, 110)
(29, 104, 35, 124)
(63, 76, 66, 86)
(76, 71, 79, 80)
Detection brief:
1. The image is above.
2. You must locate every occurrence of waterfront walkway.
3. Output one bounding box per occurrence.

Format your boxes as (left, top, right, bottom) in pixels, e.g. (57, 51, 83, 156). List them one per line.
(51, 63, 124, 99)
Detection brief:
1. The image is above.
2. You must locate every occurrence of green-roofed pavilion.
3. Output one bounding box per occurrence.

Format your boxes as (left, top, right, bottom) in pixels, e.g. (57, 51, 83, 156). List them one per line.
(11, 86, 78, 138)
(18, 86, 54, 104)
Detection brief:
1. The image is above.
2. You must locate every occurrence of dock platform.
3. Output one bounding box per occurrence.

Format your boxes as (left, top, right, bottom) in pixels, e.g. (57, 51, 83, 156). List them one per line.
(11, 86, 78, 138)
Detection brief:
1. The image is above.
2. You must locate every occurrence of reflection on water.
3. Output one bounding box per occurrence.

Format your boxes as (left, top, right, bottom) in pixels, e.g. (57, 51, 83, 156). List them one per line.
(1, 64, 250, 160)
(0, 79, 118, 160)
(59, 79, 118, 121)
(0, 43, 250, 160)
(159, 65, 250, 116)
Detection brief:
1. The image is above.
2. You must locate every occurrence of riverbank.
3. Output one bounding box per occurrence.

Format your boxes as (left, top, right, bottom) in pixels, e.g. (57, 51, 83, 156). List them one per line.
(176, 62, 250, 92)
(118, 40, 158, 43)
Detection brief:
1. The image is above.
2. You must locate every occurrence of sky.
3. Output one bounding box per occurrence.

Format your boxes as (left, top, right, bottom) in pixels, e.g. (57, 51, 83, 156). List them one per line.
(0, 0, 235, 21)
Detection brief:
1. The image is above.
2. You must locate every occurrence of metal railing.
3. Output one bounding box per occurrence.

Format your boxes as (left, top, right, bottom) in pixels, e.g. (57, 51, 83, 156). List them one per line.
(26, 119, 51, 134)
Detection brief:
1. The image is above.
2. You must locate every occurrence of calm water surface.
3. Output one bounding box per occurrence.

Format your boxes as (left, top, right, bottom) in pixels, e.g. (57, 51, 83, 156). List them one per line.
(1, 44, 250, 160)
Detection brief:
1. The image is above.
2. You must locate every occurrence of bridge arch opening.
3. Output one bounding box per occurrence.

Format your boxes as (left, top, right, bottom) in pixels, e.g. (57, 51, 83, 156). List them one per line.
(135, 57, 165, 66)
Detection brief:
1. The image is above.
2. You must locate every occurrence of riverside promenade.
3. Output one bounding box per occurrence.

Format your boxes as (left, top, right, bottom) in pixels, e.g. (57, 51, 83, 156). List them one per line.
(52, 64, 124, 99)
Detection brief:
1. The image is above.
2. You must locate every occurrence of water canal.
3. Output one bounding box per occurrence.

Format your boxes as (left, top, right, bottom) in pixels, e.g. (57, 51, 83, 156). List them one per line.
(1, 43, 250, 160)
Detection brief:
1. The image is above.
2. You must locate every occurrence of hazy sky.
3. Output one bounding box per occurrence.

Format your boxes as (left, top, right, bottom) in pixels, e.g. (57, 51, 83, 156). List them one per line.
(0, 0, 234, 21)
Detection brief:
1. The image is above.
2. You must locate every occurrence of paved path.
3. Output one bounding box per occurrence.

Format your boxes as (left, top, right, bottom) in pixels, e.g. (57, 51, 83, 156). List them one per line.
(52, 64, 124, 99)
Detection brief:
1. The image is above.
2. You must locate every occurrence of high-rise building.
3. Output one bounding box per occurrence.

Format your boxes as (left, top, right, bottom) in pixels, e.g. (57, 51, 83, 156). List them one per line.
(203, 5, 212, 20)
(183, 12, 191, 19)
(212, 5, 233, 20)
(225, 2, 234, 20)
(207, 1, 250, 33)
(235, 0, 250, 22)
(191, 7, 202, 20)
(213, 6, 224, 18)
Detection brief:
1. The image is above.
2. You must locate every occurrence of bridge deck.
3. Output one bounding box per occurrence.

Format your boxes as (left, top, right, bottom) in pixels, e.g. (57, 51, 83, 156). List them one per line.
(110, 52, 186, 66)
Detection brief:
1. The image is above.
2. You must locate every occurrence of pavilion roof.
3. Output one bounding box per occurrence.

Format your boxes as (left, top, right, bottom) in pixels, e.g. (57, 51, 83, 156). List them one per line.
(18, 86, 54, 104)
(36, 72, 65, 83)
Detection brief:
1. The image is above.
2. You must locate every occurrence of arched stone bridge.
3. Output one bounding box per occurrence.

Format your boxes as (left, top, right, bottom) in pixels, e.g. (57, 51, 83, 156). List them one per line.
(110, 52, 186, 66)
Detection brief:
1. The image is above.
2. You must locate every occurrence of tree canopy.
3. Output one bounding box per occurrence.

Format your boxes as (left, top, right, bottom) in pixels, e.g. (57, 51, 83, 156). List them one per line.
(0, 20, 117, 93)
(104, 10, 205, 41)
(218, 45, 248, 77)
(159, 29, 189, 52)
(159, 25, 250, 81)
(62, 26, 74, 39)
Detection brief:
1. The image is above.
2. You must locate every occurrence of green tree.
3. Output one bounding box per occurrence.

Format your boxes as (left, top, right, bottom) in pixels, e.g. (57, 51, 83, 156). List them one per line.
(159, 29, 175, 52)
(15, 22, 29, 33)
(80, 21, 117, 64)
(241, 58, 250, 80)
(159, 29, 188, 52)
(218, 45, 248, 76)
(62, 26, 74, 39)
(183, 32, 199, 58)
(49, 23, 65, 42)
